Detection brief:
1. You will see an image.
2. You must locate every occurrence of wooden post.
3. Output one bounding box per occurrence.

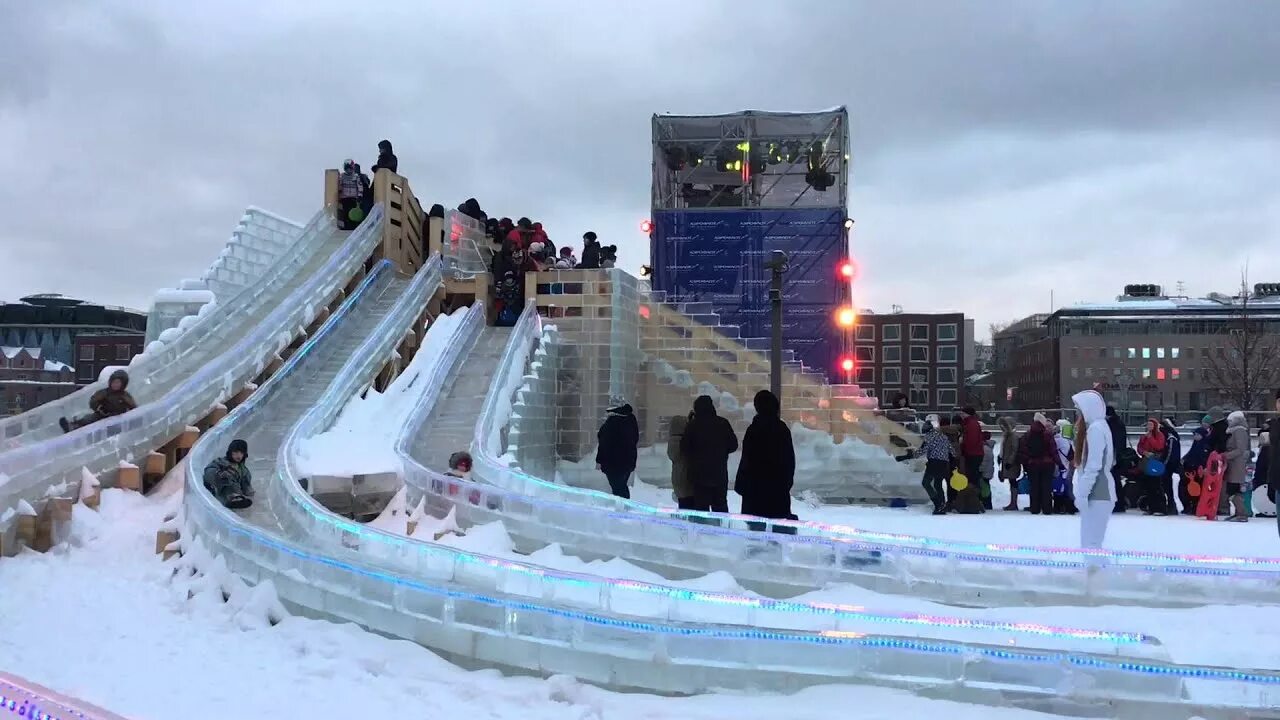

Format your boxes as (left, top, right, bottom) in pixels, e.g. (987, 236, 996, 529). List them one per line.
(143, 451, 167, 493)
(155, 529, 181, 559)
(31, 498, 73, 553)
(200, 403, 228, 431)
(227, 383, 256, 411)
(117, 462, 142, 492)
(176, 426, 200, 463)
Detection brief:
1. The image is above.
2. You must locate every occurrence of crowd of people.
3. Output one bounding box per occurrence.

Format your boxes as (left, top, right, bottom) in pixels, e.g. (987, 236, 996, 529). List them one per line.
(595, 391, 799, 529)
(335, 140, 398, 230)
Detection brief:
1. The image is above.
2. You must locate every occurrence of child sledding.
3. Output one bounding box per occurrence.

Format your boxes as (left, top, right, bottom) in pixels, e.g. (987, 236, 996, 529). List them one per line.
(203, 439, 254, 509)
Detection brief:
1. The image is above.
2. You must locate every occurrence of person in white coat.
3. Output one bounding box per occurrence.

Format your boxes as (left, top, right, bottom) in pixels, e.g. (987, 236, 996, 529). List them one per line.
(1071, 389, 1116, 552)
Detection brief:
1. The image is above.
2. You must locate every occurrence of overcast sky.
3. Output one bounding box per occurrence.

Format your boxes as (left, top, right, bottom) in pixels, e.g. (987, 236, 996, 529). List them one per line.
(2, 0, 1277, 338)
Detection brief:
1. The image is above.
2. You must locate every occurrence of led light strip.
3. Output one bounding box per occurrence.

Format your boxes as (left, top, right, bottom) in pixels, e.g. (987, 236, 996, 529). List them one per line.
(0, 673, 128, 720)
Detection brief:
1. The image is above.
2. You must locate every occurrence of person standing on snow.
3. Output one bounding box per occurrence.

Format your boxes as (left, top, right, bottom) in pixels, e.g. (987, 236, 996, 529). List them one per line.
(998, 416, 1022, 511)
(1222, 411, 1252, 522)
(1179, 426, 1213, 515)
(681, 394, 738, 513)
(1052, 420, 1078, 515)
(960, 406, 988, 509)
(203, 439, 253, 509)
(1017, 413, 1061, 515)
(371, 139, 398, 175)
(596, 396, 639, 499)
(1072, 390, 1116, 552)
(735, 390, 796, 524)
(59, 369, 136, 433)
(919, 414, 955, 514)
(1136, 418, 1169, 515)
(1105, 406, 1131, 513)
(1269, 389, 1280, 536)
(1159, 419, 1182, 514)
(667, 414, 694, 509)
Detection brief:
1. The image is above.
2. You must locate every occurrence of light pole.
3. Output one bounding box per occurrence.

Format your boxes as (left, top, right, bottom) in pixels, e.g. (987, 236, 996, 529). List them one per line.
(764, 250, 789, 404)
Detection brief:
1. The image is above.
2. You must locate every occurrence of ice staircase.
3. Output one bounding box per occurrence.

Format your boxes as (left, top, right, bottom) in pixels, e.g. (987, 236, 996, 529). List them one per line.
(145, 208, 303, 344)
(407, 325, 512, 472)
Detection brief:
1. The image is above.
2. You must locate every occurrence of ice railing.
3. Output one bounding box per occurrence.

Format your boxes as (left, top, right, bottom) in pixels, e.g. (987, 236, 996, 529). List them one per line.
(467, 309, 1280, 607)
(378, 318, 1168, 655)
(181, 304, 1275, 713)
(0, 671, 132, 720)
(0, 206, 385, 521)
(442, 210, 494, 278)
(0, 207, 335, 449)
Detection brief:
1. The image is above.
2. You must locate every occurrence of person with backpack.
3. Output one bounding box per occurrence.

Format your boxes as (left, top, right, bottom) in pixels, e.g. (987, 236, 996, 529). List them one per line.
(1017, 416, 1061, 515)
(680, 395, 739, 513)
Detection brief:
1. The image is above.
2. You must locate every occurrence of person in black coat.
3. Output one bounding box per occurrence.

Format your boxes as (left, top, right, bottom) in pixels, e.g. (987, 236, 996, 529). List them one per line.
(1158, 419, 1182, 514)
(371, 139, 398, 175)
(735, 390, 796, 525)
(1105, 406, 1130, 512)
(596, 396, 639, 499)
(680, 394, 738, 513)
(579, 232, 602, 269)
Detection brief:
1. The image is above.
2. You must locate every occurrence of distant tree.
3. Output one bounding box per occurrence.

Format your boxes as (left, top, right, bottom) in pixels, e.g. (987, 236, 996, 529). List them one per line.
(1201, 273, 1280, 411)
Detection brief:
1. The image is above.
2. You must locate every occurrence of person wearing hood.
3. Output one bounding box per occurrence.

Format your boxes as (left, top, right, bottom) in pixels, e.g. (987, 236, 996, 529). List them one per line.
(997, 416, 1022, 511)
(919, 414, 955, 514)
(1180, 426, 1213, 515)
(1072, 390, 1117, 551)
(681, 394, 739, 513)
(735, 390, 796, 522)
(371, 139, 398, 175)
(596, 396, 640, 499)
(336, 158, 371, 230)
(579, 231, 602, 269)
(1105, 406, 1131, 512)
(959, 407, 988, 509)
(1159, 418, 1182, 514)
(60, 369, 137, 433)
(203, 439, 253, 509)
(1017, 413, 1062, 514)
(445, 451, 473, 479)
(1136, 418, 1169, 515)
(1222, 410, 1252, 521)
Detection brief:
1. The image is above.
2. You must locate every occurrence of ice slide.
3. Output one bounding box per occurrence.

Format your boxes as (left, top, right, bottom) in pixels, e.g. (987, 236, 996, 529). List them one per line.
(181, 298, 1280, 719)
(446, 310, 1280, 610)
(0, 206, 386, 527)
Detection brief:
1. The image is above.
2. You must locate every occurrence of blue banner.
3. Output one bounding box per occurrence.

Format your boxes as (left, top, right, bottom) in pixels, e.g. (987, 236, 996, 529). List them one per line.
(651, 209, 845, 375)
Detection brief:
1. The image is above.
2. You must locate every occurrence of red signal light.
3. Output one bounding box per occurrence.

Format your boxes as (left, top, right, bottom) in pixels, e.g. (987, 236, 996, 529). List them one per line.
(839, 261, 855, 280)
(840, 356, 855, 373)
(640, 219, 654, 234)
(835, 307, 857, 328)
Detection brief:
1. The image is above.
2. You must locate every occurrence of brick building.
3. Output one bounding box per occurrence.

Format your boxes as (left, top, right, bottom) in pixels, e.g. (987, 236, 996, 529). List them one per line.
(74, 333, 146, 386)
(0, 347, 77, 416)
(0, 294, 147, 368)
(852, 311, 974, 410)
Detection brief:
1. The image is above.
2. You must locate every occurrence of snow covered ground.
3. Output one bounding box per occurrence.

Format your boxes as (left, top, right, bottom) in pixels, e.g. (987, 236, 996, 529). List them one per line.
(2, 488, 1075, 720)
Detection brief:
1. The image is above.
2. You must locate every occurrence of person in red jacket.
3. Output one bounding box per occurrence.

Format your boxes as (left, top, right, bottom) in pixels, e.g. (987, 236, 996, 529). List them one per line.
(959, 406, 989, 509)
(1136, 418, 1169, 514)
(1017, 417, 1063, 515)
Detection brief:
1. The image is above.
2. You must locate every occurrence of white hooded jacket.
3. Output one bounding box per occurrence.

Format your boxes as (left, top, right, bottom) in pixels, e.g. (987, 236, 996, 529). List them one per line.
(1072, 389, 1116, 506)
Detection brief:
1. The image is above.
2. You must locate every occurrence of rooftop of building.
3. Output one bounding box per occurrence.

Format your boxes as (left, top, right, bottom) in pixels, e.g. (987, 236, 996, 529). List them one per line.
(0, 294, 147, 327)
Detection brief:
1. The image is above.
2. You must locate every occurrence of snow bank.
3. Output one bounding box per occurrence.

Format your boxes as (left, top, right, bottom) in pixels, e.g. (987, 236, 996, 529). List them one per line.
(293, 308, 469, 476)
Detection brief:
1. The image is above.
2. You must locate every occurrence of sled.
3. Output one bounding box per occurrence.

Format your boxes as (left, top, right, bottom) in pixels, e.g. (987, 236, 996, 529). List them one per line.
(1195, 452, 1225, 520)
(222, 494, 253, 510)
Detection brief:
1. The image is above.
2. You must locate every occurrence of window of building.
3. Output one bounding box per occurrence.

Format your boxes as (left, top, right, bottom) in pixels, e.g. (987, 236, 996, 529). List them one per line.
(855, 367, 875, 385)
(883, 367, 902, 385)
(1142, 347, 1151, 359)
(882, 324, 901, 341)
(116, 344, 132, 361)
(937, 345, 957, 363)
(1186, 368, 1196, 381)
(1071, 368, 1080, 379)
(937, 323, 957, 341)
(1172, 368, 1181, 381)
(863, 388, 877, 398)
(1069, 347, 1079, 360)
(1201, 347, 1212, 358)
(13, 394, 23, 410)
(1171, 347, 1181, 359)
(1142, 368, 1151, 379)
(1112, 347, 1122, 359)
(882, 345, 901, 363)
(79, 368, 94, 382)
(1084, 367, 1094, 378)
(79, 345, 95, 361)
(910, 324, 930, 341)
(854, 346, 875, 362)
(1189, 391, 1202, 409)
(855, 325, 875, 341)
(1127, 347, 1136, 359)
(1097, 347, 1107, 359)
(1156, 368, 1166, 381)
(937, 388, 958, 407)
(909, 346, 929, 363)
(1156, 347, 1165, 359)
(1114, 368, 1122, 377)
(909, 367, 929, 386)
(909, 388, 930, 407)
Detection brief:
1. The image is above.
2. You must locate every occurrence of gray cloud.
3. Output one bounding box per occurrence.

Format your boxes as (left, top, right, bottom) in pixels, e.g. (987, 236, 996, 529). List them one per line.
(1, 0, 1276, 338)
